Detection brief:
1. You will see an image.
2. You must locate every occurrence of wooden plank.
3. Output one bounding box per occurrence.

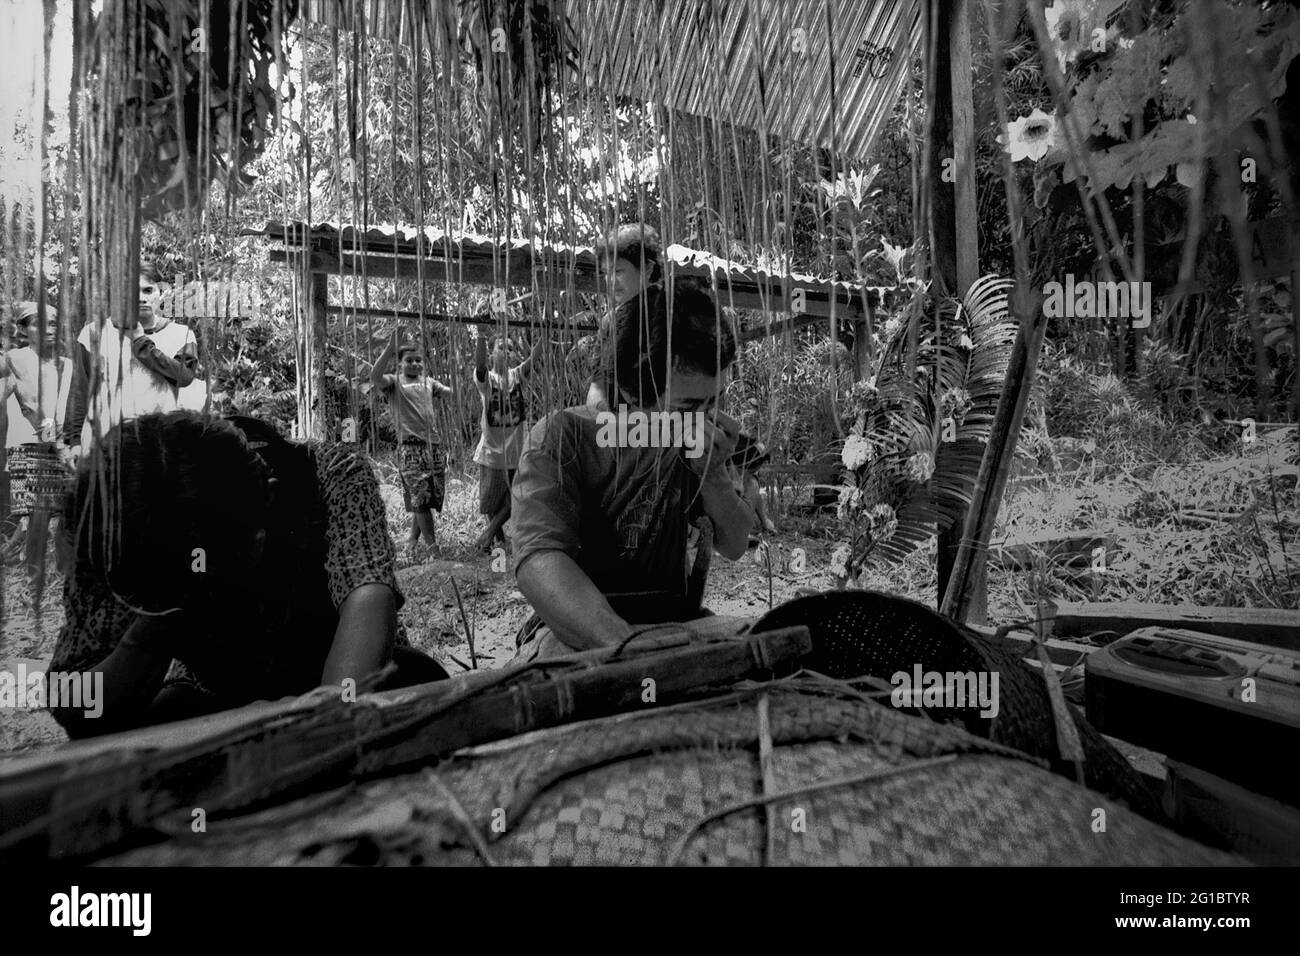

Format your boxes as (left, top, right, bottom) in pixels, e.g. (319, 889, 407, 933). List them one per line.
(991, 532, 1115, 570)
(1050, 601, 1300, 652)
(948, 0, 978, 293)
(0, 626, 809, 861)
(973, 627, 1095, 668)
(1164, 759, 1300, 864)
(269, 251, 863, 320)
(321, 305, 598, 333)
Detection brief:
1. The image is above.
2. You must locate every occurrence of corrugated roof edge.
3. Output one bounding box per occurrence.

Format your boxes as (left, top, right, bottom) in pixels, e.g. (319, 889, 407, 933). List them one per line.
(244, 220, 877, 294)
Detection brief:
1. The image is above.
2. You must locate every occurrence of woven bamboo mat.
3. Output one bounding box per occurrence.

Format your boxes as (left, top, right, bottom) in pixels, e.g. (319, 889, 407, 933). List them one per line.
(98, 682, 1241, 866)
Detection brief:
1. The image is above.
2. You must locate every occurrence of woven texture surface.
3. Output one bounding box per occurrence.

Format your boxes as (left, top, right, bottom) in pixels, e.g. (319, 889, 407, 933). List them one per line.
(749, 591, 1162, 818)
(100, 683, 1240, 866)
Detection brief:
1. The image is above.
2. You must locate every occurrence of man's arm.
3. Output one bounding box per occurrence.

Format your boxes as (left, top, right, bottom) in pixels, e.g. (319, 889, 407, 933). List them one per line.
(128, 326, 198, 387)
(516, 550, 633, 651)
(510, 414, 631, 650)
(697, 469, 755, 561)
(688, 410, 755, 561)
(62, 341, 92, 447)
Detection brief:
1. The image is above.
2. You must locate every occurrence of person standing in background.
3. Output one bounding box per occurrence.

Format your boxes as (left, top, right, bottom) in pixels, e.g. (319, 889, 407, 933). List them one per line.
(63, 263, 199, 453)
(568, 223, 664, 409)
(370, 329, 453, 560)
(3, 301, 74, 572)
(471, 326, 542, 553)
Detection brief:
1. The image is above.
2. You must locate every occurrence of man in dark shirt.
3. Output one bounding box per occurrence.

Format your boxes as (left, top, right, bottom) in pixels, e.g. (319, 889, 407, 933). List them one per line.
(510, 283, 755, 659)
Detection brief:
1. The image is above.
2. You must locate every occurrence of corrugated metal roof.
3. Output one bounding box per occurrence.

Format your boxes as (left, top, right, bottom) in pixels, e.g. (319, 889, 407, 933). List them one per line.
(245, 219, 878, 300)
(575, 0, 920, 162)
(298, 0, 921, 163)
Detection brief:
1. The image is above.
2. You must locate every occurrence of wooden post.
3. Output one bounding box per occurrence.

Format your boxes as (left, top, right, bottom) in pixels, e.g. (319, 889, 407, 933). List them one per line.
(309, 270, 329, 440)
(292, 244, 330, 441)
(930, 0, 986, 621)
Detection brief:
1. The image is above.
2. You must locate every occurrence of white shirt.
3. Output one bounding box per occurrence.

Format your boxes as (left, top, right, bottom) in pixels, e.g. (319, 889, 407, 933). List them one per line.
(77, 319, 196, 447)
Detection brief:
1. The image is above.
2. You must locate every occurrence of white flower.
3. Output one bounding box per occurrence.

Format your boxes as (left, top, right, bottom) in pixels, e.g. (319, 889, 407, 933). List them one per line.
(867, 504, 898, 542)
(829, 544, 852, 578)
(908, 451, 935, 483)
(841, 434, 873, 471)
(1004, 109, 1059, 163)
(1044, 0, 1096, 70)
(836, 483, 863, 520)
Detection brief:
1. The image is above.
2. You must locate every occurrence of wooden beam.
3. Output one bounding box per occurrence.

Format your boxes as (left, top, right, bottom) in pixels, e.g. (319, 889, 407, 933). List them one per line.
(0, 626, 810, 861)
(972, 626, 1096, 668)
(932, 0, 986, 622)
(268, 250, 863, 320)
(307, 271, 329, 440)
(1164, 759, 1300, 865)
(1050, 601, 1300, 652)
(322, 305, 598, 332)
(949, 0, 979, 293)
(739, 312, 826, 342)
(991, 533, 1115, 570)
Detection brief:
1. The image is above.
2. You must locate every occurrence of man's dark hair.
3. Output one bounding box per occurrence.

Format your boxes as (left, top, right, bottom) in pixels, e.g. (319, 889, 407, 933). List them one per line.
(140, 262, 162, 285)
(70, 411, 272, 614)
(610, 283, 736, 406)
(602, 222, 663, 284)
(397, 345, 423, 361)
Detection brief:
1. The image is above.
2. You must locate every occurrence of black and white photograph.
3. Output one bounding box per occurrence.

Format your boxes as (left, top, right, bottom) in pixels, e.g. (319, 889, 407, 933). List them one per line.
(0, 0, 1296, 921)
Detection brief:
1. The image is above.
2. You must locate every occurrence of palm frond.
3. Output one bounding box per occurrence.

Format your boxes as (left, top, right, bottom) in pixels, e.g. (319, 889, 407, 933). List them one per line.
(843, 275, 1016, 576)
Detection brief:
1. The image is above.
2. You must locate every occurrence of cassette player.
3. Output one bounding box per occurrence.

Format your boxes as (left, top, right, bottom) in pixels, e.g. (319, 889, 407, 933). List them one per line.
(1086, 626, 1300, 805)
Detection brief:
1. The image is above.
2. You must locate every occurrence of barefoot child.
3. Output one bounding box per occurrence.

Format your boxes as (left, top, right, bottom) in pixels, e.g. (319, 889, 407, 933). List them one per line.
(471, 327, 542, 553)
(370, 330, 452, 559)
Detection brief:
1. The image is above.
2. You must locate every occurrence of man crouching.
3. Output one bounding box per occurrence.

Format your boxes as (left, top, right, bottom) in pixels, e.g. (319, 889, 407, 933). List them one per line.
(510, 282, 755, 660)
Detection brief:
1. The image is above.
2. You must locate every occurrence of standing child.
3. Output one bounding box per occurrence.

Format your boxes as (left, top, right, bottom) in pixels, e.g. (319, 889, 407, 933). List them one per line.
(471, 328, 541, 553)
(370, 329, 452, 559)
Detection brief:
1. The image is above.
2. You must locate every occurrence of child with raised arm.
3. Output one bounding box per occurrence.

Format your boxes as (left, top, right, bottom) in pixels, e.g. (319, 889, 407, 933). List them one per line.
(471, 325, 542, 553)
(370, 329, 452, 560)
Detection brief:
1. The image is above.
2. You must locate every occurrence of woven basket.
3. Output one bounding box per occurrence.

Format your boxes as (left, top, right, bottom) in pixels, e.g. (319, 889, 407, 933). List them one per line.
(99, 682, 1240, 866)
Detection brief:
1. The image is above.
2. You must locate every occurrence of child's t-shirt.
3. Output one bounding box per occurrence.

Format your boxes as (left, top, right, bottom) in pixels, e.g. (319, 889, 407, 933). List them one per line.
(380, 375, 446, 443)
(473, 366, 528, 469)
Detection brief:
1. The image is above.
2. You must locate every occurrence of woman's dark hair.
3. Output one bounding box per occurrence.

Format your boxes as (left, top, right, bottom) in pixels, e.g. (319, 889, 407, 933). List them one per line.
(602, 222, 663, 285)
(397, 345, 422, 361)
(609, 283, 736, 406)
(70, 411, 273, 613)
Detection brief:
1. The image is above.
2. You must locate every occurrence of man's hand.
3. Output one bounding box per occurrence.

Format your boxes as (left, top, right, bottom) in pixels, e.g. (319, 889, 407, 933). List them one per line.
(686, 409, 739, 480)
(110, 311, 138, 333)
